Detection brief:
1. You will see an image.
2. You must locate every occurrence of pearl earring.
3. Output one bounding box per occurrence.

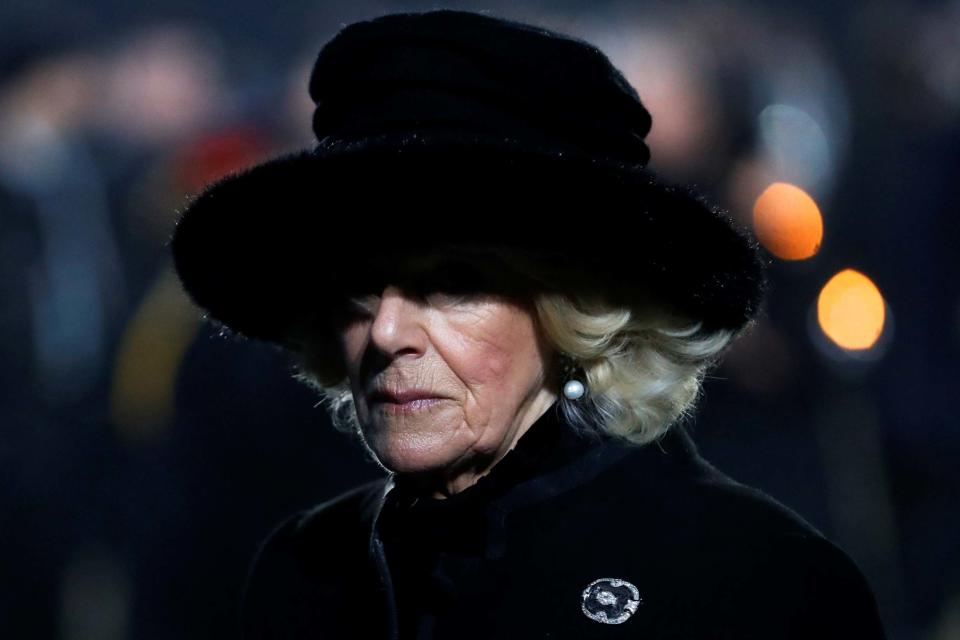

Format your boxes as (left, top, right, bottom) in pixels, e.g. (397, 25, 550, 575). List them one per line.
(560, 356, 586, 401)
(563, 378, 585, 400)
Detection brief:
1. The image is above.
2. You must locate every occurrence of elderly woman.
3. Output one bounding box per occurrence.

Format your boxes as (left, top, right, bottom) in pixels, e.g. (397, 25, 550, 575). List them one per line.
(169, 9, 888, 640)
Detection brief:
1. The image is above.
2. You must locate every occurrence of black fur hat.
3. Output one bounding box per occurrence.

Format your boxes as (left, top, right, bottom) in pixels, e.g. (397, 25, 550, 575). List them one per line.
(168, 9, 769, 347)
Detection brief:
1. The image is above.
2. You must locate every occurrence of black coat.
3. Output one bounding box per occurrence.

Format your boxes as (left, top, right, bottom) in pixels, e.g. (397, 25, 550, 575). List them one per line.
(239, 403, 888, 639)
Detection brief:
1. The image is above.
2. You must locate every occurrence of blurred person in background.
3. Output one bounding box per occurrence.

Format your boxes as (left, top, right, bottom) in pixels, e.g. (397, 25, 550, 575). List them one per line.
(168, 9, 888, 639)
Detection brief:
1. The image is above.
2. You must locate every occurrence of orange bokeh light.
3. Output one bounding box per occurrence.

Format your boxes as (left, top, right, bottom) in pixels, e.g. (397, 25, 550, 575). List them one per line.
(753, 182, 824, 260)
(817, 269, 886, 350)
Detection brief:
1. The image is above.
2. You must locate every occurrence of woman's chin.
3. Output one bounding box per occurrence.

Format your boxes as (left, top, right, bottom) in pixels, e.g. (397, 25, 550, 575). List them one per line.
(367, 434, 465, 477)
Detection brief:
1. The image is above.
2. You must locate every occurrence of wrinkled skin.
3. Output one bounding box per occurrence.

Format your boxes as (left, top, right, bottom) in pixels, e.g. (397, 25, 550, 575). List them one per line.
(329, 255, 559, 499)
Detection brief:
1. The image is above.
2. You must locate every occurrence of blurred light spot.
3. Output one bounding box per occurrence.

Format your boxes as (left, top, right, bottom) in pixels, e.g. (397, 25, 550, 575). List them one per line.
(110, 270, 200, 442)
(60, 546, 129, 640)
(817, 269, 886, 350)
(758, 103, 833, 193)
(753, 182, 823, 260)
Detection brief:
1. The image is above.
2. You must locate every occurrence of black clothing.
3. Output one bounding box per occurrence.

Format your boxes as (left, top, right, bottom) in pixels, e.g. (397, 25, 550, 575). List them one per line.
(240, 402, 888, 639)
(376, 402, 605, 639)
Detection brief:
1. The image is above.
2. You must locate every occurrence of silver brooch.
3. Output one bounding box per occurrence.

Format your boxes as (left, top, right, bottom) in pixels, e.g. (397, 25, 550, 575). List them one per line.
(581, 577, 642, 624)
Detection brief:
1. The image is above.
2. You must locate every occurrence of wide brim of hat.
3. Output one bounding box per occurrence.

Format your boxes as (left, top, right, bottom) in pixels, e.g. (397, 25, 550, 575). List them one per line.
(168, 132, 768, 348)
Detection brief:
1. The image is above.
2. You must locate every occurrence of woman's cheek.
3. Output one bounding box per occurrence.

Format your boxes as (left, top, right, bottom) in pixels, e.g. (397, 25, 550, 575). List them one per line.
(440, 326, 515, 385)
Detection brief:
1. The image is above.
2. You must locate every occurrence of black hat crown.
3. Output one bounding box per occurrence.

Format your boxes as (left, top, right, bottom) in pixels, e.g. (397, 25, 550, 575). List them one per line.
(167, 9, 769, 347)
(306, 9, 653, 169)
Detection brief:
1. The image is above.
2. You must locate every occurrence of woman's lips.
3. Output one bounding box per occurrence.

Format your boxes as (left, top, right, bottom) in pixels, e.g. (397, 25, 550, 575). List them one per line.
(369, 390, 449, 413)
(374, 397, 447, 413)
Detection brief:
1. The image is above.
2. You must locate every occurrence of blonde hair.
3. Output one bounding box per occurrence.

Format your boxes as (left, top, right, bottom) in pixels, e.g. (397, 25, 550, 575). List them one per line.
(285, 245, 747, 446)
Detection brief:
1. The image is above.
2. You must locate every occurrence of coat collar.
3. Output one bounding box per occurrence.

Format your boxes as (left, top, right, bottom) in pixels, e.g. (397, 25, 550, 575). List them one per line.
(361, 403, 703, 562)
(356, 406, 703, 640)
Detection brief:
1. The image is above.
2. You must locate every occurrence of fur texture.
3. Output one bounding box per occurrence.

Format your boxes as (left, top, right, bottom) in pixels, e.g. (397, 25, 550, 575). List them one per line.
(168, 9, 770, 346)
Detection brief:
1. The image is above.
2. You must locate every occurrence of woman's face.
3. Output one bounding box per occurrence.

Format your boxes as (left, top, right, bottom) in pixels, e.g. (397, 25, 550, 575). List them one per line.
(330, 255, 558, 495)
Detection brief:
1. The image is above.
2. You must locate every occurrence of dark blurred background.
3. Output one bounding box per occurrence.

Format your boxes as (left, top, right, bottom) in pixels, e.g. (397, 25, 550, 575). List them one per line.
(1, 1, 957, 638)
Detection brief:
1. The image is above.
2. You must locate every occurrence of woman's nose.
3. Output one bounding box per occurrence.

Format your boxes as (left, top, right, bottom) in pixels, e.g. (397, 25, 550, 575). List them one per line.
(368, 285, 428, 358)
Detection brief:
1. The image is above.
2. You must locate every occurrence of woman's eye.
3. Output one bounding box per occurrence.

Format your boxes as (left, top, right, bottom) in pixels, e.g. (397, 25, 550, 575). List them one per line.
(332, 260, 492, 314)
